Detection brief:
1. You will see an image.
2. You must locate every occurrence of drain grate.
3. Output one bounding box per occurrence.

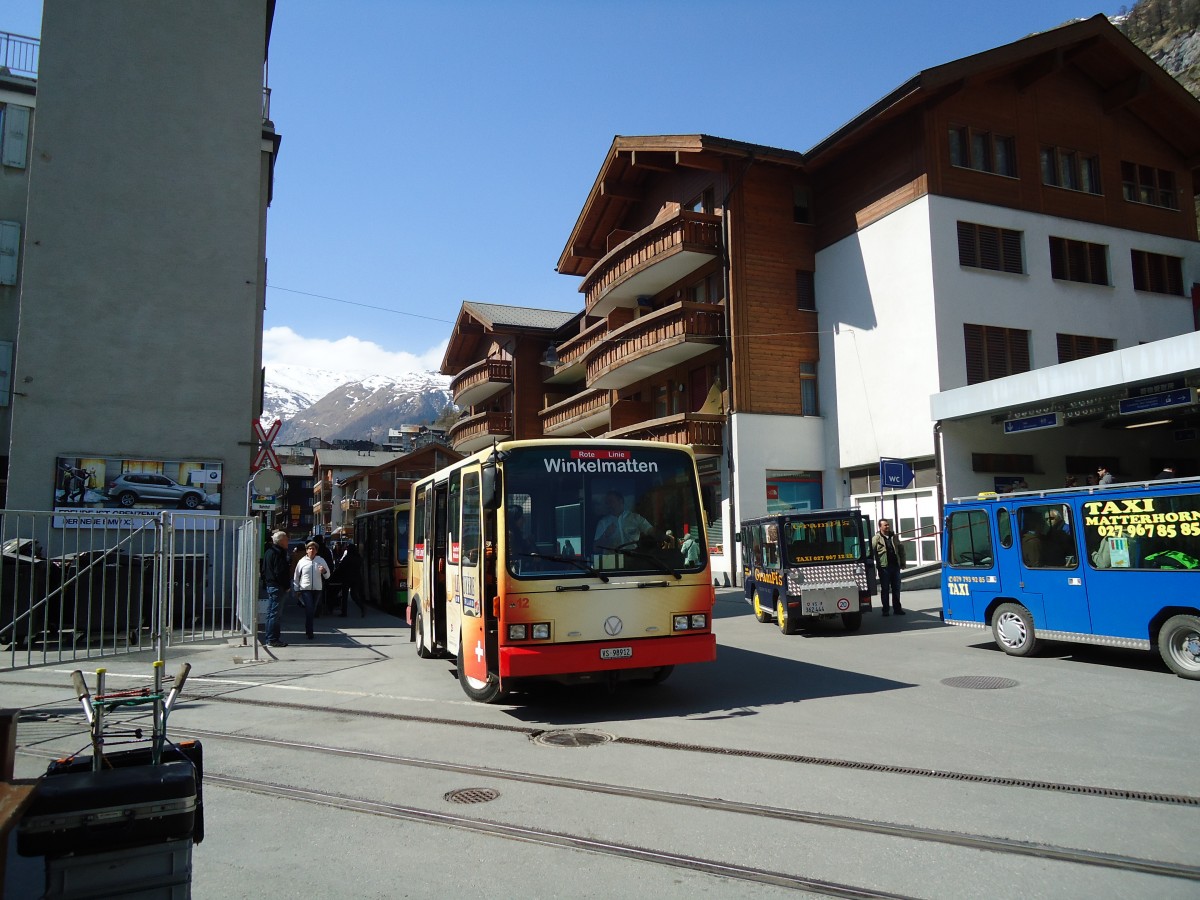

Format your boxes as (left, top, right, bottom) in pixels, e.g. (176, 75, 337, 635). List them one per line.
(941, 675, 1019, 690)
(532, 729, 615, 748)
(444, 787, 500, 804)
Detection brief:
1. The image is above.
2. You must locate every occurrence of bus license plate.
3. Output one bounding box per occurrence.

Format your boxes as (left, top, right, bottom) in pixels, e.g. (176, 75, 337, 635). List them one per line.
(600, 647, 632, 660)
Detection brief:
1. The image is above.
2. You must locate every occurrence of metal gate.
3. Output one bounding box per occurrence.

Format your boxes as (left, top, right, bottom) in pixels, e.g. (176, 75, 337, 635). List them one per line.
(0, 509, 258, 670)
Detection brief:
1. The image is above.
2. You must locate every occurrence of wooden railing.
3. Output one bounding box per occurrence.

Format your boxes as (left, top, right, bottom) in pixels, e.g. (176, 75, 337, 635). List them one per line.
(606, 413, 725, 455)
(449, 410, 512, 449)
(551, 318, 608, 372)
(540, 389, 610, 433)
(584, 301, 724, 385)
(450, 357, 512, 405)
(582, 211, 721, 313)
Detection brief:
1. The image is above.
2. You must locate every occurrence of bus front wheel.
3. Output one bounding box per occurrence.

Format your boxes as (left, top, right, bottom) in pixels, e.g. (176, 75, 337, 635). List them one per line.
(415, 609, 433, 659)
(1157, 614, 1200, 680)
(992, 603, 1037, 657)
(753, 591, 771, 623)
(457, 657, 504, 703)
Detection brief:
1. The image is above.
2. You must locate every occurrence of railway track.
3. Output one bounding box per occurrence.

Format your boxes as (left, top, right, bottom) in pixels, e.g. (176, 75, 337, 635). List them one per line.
(14, 697, 1200, 894)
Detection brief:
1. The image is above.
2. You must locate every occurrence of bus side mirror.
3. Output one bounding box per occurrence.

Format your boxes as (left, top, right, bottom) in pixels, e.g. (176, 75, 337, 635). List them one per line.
(481, 467, 500, 511)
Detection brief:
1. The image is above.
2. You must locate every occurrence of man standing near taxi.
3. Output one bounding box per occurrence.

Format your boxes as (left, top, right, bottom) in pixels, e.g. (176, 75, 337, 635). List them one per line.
(871, 519, 907, 617)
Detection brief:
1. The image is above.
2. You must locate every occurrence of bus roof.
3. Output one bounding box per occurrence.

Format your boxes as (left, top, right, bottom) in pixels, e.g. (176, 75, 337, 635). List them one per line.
(949, 475, 1200, 505)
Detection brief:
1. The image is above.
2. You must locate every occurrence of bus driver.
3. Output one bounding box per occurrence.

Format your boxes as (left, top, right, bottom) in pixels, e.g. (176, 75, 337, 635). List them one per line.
(594, 490, 655, 549)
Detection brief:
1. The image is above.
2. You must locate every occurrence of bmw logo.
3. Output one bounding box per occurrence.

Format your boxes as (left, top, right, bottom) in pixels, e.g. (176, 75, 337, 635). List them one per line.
(603, 616, 623, 636)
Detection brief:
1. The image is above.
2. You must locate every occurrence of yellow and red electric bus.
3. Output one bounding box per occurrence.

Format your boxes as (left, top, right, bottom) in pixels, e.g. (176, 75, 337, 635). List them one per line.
(353, 502, 410, 616)
(408, 439, 716, 702)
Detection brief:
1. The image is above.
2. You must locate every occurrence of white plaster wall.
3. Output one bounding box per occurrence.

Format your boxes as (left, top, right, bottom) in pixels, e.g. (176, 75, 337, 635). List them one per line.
(730, 411, 827, 520)
(818, 197, 940, 472)
(928, 195, 1198, 387)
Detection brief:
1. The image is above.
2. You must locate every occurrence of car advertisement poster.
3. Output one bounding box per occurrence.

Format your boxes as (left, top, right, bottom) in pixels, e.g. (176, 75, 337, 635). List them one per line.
(53, 455, 223, 529)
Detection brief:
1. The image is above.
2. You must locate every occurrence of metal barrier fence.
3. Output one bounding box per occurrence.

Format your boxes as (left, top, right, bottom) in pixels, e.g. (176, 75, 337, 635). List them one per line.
(0, 509, 258, 670)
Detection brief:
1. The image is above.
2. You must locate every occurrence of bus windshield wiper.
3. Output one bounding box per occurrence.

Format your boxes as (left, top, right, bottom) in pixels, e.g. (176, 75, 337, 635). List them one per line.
(594, 544, 682, 581)
(512, 552, 609, 583)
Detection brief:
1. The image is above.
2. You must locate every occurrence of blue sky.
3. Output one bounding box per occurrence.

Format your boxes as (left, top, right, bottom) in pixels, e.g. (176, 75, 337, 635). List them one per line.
(6, 1, 1122, 376)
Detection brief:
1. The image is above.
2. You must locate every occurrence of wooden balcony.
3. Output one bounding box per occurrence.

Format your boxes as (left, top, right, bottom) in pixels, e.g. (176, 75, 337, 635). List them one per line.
(606, 413, 725, 458)
(584, 301, 724, 391)
(450, 357, 513, 408)
(449, 410, 512, 454)
(582, 211, 722, 318)
(544, 318, 607, 386)
(540, 389, 610, 436)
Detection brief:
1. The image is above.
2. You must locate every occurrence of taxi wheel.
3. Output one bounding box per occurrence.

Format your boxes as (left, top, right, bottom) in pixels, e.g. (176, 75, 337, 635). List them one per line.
(753, 591, 771, 623)
(992, 602, 1038, 657)
(1158, 614, 1200, 680)
(777, 597, 799, 635)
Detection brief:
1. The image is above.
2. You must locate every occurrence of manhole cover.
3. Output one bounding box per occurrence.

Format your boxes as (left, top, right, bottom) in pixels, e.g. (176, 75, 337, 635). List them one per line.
(444, 787, 500, 804)
(941, 675, 1020, 690)
(532, 729, 615, 748)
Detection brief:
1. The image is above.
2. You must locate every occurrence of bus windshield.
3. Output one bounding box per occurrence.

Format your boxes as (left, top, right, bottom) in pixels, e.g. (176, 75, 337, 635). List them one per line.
(502, 445, 706, 579)
(783, 515, 862, 565)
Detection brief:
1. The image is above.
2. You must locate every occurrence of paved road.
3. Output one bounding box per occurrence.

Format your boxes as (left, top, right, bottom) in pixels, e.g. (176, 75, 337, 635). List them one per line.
(3, 587, 1197, 898)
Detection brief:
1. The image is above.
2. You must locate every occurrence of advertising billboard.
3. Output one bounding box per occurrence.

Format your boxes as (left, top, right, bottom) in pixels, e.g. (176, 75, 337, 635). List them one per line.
(53, 455, 223, 529)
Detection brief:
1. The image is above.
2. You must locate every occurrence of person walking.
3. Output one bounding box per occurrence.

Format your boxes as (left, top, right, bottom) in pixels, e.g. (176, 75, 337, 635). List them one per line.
(870, 519, 907, 616)
(260, 530, 291, 648)
(680, 529, 702, 567)
(292, 541, 330, 640)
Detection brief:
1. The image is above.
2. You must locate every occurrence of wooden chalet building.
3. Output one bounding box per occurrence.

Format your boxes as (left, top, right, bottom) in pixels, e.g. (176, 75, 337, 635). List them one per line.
(440, 16, 1200, 583)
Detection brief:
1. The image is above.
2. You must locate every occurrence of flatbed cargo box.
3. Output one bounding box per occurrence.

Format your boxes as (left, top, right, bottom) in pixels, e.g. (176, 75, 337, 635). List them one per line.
(18, 760, 196, 857)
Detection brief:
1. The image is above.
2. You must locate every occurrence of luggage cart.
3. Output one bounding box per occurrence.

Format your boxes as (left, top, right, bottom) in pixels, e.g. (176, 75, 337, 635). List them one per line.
(17, 661, 203, 898)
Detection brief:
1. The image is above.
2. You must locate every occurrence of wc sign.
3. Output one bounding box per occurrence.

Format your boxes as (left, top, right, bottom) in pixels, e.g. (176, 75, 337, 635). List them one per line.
(879, 458, 914, 490)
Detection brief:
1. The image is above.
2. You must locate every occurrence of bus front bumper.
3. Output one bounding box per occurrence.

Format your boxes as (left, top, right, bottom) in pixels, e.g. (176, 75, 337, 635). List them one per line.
(499, 633, 716, 679)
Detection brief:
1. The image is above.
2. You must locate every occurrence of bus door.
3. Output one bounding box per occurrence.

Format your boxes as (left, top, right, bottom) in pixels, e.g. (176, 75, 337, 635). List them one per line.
(432, 479, 450, 651)
(1014, 501, 1090, 633)
(455, 468, 491, 684)
(942, 506, 1003, 621)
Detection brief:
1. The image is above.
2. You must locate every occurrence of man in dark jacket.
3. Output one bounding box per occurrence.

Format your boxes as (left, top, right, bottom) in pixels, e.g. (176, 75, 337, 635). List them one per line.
(262, 530, 291, 647)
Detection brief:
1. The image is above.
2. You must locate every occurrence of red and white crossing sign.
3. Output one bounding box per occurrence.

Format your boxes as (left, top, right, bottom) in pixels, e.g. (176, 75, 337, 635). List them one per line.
(252, 418, 281, 471)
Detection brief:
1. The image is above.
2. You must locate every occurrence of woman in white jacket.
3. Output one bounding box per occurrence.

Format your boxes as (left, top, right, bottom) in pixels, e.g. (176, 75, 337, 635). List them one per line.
(293, 542, 330, 640)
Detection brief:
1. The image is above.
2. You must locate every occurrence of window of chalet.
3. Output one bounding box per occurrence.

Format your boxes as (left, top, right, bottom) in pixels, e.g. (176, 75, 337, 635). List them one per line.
(793, 185, 812, 224)
(688, 188, 714, 215)
(688, 271, 724, 304)
(1056, 333, 1115, 363)
(963, 324, 1030, 385)
(1121, 162, 1178, 210)
(949, 126, 1016, 177)
(796, 270, 816, 310)
(1049, 236, 1109, 286)
(1040, 147, 1101, 195)
(653, 384, 668, 419)
(799, 362, 819, 416)
(1131, 249, 1184, 296)
(957, 221, 1024, 274)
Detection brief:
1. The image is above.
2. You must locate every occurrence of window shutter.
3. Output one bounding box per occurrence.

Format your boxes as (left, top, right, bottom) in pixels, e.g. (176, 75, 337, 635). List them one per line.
(1087, 243, 1108, 285)
(963, 324, 985, 384)
(1001, 229, 1023, 274)
(1, 105, 31, 169)
(957, 221, 976, 267)
(0, 220, 20, 286)
(978, 227, 1000, 270)
(795, 270, 816, 311)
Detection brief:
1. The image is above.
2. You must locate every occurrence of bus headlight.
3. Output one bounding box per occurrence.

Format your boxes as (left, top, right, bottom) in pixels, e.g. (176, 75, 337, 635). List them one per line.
(508, 624, 527, 641)
(673, 615, 690, 631)
(531, 623, 551, 640)
(690, 613, 708, 629)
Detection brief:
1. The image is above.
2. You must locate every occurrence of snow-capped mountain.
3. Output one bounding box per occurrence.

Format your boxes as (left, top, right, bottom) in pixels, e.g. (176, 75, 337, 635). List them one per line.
(262, 365, 453, 445)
